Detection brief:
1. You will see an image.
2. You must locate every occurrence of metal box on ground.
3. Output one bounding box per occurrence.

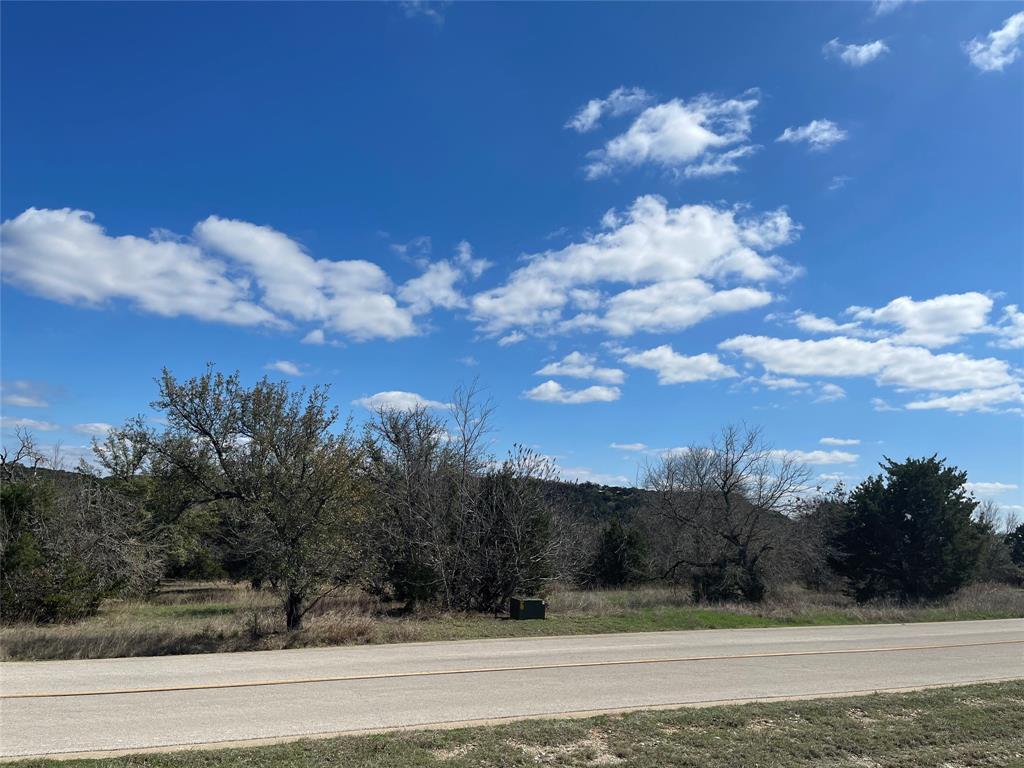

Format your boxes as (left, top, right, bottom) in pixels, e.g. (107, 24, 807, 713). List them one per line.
(509, 597, 545, 620)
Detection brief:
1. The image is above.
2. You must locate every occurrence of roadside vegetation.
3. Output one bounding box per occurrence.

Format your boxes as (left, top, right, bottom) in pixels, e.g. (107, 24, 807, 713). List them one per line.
(3, 581, 1021, 661)
(8, 681, 1023, 767)
(3, 365, 1023, 660)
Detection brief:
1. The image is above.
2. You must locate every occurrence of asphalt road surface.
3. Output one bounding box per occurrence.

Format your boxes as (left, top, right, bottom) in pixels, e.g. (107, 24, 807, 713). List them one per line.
(2, 619, 1022, 759)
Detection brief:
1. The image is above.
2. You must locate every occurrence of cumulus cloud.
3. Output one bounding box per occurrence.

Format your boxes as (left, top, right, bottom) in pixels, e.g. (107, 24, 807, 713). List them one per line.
(820, 437, 860, 446)
(823, 38, 890, 67)
(620, 345, 738, 385)
(847, 292, 994, 347)
(774, 449, 859, 465)
(582, 91, 760, 179)
(815, 383, 847, 402)
(523, 380, 621, 404)
(904, 383, 1023, 414)
(782, 293, 1002, 349)
(776, 120, 848, 151)
(610, 442, 648, 451)
(536, 352, 624, 384)
(964, 12, 1024, 72)
(720, 333, 1022, 413)
(683, 145, 760, 179)
(301, 329, 326, 345)
(470, 196, 799, 339)
(0, 208, 443, 342)
(565, 86, 651, 133)
(265, 360, 303, 376)
(353, 391, 448, 411)
(991, 305, 1024, 349)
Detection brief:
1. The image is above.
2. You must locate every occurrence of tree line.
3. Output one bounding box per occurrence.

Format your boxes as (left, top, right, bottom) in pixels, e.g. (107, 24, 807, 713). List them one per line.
(2, 366, 1022, 628)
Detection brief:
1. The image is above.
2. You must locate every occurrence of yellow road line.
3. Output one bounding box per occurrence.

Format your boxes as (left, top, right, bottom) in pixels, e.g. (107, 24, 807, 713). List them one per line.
(5, 639, 1020, 700)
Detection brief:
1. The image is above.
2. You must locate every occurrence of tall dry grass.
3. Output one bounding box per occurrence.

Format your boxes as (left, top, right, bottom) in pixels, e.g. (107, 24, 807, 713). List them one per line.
(2, 580, 1021, 662)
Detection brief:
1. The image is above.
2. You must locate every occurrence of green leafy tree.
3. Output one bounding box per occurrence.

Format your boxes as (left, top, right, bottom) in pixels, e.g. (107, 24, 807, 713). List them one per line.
(1006, 521, 1024, 569)
(832, 456, 986, 602)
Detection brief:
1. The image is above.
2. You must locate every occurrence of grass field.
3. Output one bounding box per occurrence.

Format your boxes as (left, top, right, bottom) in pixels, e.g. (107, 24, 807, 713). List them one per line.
(8, 681, 1024, 767)
(2, 580, 1022, 661)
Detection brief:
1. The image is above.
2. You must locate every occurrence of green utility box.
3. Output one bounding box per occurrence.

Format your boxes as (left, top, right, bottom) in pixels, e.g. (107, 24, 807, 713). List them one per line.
(509, 597, 545, 620)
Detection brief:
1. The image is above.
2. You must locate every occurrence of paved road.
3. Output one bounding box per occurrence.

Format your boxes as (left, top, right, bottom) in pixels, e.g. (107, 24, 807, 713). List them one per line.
(2, 619, 1022, 759)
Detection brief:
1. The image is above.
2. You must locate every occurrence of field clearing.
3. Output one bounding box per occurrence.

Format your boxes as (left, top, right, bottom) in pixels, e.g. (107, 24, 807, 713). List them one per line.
(7, 681, 1024, 767)
(2, 581, 1022, 662)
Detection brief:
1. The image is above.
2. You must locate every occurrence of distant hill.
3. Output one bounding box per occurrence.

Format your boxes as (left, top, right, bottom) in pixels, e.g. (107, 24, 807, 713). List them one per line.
(542, 480, 653, 521)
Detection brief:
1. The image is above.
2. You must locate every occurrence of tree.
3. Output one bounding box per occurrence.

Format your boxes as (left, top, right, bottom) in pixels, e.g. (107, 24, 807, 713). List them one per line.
(1007, 520, 1024, 569)
(644, 425, 809, 602)
(973, 500, 1022, 584)
(832, 456, 986, 602)
(145, 367, 366, 629)
(365, 385, 563, 613)
(1, 430, 162, 622)
(591, 518, 648, 587)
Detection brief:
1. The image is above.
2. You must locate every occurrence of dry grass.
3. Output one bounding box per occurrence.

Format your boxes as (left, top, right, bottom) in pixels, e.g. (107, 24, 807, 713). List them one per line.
(2, 580, 1022, 662)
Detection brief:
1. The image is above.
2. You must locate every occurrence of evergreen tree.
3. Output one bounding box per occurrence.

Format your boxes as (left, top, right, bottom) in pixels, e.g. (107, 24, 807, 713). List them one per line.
(832, 456, 985, 601)
(591, 519, 648, 587)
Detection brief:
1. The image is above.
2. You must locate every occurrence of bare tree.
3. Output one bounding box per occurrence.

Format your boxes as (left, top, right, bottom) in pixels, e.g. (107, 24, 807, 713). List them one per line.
(365, 384, 561, 613)
(643, 425, 810, 602)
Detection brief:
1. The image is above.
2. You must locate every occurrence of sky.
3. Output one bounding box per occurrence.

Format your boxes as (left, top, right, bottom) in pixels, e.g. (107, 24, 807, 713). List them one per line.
(1, 1, 1022, 515)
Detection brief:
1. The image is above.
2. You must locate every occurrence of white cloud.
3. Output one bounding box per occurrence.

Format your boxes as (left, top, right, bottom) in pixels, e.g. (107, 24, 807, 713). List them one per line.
(400, 0, 448, 24)
(497, 331, 527, 347)
(536, 352, 625, 384)
(265, 360, 303, 376)
(756, 374, 810, 390)
(683, 145, 760, 179)
(848, 292, 993, 348)
(1, 417, 59, 432)
(776, 120, 848, 151)
(301, 329, 325, 345)
(523, 380, 621, 404)
(904, 383, 1023, 414)
(559, 465, 631, 486)
(1, 380, 49, 408)
(788, 310, 865, 336)
(582, 91, 759, 178)
(620, 344, 739, 385)
(991, 305, 1024, 349)
(815, 383, 847, 402)
(828, 175, 852, 191)
(964, 12, 1024, 72)
(72, 422, 113, 436)
(471, 196, 798, 338)
(610, 442, 648, 452)
(353, 391, 448, 411)
(775, 449, 859, 465)
(397, 260, 465, 314)
(820, 437, 860, 446)
(721, 334, 1022, 413)
(396, 241, 489, 316)
(872, 0, 918, 16)
(823, 38, 890, 67)
(0, 208, 432, 342)
(720, 335, 1017, 393)
(565, 86, 651, 133)
(965, 481, 1019, 496)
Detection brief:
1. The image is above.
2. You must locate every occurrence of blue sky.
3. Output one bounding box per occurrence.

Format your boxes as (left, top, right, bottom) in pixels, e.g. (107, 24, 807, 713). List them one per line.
(2, 1, 1022, 513)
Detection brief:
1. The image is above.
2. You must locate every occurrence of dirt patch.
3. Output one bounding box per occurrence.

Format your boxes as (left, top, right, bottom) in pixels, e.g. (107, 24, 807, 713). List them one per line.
(430, 744, 474, 761)
(511, 730, 624, 766)
(847, 708, 880, 725)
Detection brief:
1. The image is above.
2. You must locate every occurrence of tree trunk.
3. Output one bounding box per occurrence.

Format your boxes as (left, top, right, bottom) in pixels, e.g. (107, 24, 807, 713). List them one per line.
(285, 591, 304, 630)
